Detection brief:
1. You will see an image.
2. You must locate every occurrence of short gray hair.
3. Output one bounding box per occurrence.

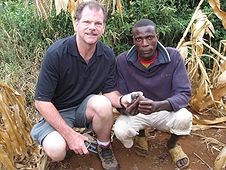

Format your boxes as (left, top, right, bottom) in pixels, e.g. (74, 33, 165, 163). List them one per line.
(76, 1, 107, 23)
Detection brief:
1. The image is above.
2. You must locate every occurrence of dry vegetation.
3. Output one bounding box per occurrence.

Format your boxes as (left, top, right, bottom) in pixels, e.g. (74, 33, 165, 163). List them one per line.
(177, 0, 226, 115)
(0, 0, 226, 169)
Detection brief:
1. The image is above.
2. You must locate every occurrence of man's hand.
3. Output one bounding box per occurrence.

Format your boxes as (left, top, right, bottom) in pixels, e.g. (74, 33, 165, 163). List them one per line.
(124, 93, 143, 116)
(66, 130, 89, 155)
(138, 98, 173, 114)
(138, 98, 157, 115)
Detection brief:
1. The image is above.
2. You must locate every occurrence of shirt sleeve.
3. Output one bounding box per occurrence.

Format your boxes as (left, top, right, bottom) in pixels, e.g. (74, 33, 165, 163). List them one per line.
(102, 48, 118, 94)
(34, 51, 59, 102)
(116, 52, 130, 95)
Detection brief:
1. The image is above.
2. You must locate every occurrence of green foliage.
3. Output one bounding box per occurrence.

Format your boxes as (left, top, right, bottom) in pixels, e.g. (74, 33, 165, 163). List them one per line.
(0, 1, 74, 73)
(1, 1, 42, 64)
(0, 1, 74, 66)
(0, 1, 73, 115)
(102, 11, 133, 56)
(102, 0, 225, 56)
(39, 6, 74, 40)
(103, 0, 193, 55)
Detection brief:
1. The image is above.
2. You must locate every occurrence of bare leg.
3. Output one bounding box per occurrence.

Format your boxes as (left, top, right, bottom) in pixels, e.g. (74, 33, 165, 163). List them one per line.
(42, 131, 67, 161)
(167, 134, 188, 168)
(86, 95, 113, 142)
(86, 95, 119, 170)
(42, 95, 113, 162)
(166, 133, 179, 149)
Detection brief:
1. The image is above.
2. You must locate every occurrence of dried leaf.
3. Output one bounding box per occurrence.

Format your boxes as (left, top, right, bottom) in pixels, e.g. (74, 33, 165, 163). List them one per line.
(178, 46, 188, 60)
(218, 70, 226, 85)
(55, 0, 68, 15)
(192, 125, 226, 131)
(193, 116, 226, 125)
(0, 79, 42, 169)
(0, 147, 15, 170)
(34, 0, 53, 20)
(214, 146, 226, 170)
(116, 0, 124, 24)
(67, 0, 77, 15)
(208, 0, 226, 29)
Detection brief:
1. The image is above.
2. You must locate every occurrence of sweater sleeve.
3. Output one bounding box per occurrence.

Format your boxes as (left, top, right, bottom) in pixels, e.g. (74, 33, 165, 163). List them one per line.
(166, 48, 191, 111)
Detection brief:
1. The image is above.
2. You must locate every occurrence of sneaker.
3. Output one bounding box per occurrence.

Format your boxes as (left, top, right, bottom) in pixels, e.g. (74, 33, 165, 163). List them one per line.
(97, 144, 120, 170)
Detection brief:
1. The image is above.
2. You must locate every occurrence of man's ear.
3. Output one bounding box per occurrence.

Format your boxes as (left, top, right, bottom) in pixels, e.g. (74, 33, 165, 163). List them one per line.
(74, 19, 79, 30)
(102, 23, 106, 34)
(72, 19, 78, 33)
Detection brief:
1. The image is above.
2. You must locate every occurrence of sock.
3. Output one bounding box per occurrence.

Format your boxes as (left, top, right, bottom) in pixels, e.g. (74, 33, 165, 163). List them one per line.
(97, 139, 110, 147)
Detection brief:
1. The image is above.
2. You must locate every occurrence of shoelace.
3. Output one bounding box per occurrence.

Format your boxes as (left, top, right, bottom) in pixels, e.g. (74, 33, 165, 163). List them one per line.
(100, 147, 114, 164)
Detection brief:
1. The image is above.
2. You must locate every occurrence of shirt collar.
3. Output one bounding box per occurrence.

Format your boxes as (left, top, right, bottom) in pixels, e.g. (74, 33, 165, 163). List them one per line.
(127, 41, 171, 64)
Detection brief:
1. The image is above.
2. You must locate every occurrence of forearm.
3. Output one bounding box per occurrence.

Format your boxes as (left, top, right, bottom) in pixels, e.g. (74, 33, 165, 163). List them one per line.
(153, 100, 173, 112)
(34, 100, 78, 139)
(104, 91, 123, 108)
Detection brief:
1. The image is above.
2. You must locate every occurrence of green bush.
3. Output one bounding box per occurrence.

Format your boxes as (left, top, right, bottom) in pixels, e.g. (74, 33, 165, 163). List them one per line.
(103, 0, 193, 55)
(102, 0, 225, 55)
(0, 1, 74, 66)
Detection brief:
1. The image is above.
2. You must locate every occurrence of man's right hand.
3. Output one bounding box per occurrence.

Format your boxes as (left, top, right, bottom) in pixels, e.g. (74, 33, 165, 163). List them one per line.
(66, 130, 89, 155)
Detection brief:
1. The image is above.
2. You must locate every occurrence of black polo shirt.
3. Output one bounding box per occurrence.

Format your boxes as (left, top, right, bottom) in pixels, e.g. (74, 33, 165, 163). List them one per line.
(35, 35, 117, 110)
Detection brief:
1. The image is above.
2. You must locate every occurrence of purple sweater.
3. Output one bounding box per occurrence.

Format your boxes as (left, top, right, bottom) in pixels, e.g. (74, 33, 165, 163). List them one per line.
(116, 42, 191, 112)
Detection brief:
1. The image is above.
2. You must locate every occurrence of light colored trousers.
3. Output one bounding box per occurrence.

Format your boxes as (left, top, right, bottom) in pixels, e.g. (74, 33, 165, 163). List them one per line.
(113, 108, 192, 148)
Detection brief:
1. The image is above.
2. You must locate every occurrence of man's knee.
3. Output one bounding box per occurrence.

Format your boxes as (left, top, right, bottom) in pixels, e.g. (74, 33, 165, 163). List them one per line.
(88, 95, 112, 117)
(113, 115, 138, 148)
(113, 115, 129, 136)
(177, 108, 193, 124)
(167, 108, 193, 135)
(42, 131, 67, 161)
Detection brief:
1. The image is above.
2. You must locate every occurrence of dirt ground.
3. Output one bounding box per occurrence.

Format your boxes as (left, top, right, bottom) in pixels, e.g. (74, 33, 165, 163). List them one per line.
(47, 108, 226, 170)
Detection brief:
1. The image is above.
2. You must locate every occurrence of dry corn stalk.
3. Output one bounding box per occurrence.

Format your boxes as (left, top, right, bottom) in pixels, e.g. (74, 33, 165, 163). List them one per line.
(177, 0, 226, 114)
(0, 78, 42, 169)
(192, 115, 226, 130)
(178, 2, 226, 165)
(214, 146, 226, 170)
(208, 0, 226, 29)
(192, 132, 226, 170)
(34, 0, 124, 33)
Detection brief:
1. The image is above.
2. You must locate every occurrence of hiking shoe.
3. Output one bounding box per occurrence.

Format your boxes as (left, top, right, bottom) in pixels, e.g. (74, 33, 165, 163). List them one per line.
(97, 144, 119, 170)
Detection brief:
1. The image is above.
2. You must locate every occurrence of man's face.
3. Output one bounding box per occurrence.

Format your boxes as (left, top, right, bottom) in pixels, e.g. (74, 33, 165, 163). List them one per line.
(132, 26, 159, 61)
(75, 6, 105, 45)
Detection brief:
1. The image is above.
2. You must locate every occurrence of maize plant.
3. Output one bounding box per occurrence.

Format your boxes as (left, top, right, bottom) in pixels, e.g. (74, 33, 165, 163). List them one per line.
(0, 79, 44, 169)
(176, 0, 226, 168)
(177, 0, 226, 116)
